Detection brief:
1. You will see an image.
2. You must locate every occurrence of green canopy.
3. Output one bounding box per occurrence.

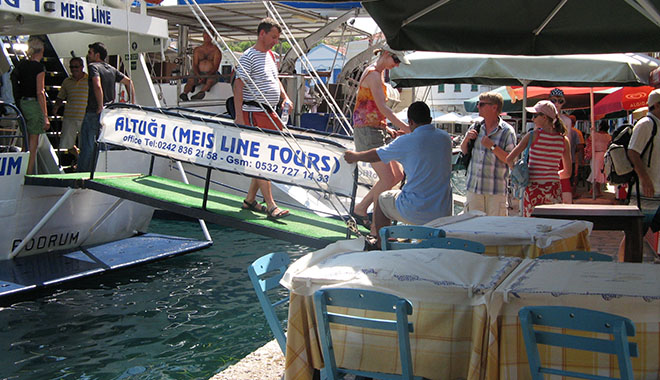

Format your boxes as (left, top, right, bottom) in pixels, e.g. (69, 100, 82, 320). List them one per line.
(362, 0, 660, 55)
(391, 52, 660, 88)
(463, 87, 541, 113)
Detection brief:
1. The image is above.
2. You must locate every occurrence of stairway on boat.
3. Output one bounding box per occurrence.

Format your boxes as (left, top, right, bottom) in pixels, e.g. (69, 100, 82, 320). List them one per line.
(2, 35, 75, 173)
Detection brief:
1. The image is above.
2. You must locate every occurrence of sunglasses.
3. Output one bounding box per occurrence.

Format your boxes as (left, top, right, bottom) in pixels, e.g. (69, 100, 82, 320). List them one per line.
(549, 97, 565, 105)
(477, 102, 492, 107)
(391, 55, 401, 64)
(70, 65, 81, 69)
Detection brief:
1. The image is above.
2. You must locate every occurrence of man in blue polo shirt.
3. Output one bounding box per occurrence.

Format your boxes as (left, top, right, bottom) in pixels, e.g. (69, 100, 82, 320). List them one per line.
(344, 101, 452, 248)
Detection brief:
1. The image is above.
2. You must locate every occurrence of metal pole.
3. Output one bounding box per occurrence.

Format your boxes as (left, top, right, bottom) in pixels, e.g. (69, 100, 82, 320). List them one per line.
(176, 160, 212, 242)
(590, 88, 596, 200)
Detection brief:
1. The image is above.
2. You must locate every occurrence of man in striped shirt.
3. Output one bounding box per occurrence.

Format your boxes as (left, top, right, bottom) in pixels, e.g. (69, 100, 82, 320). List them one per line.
(233, 17, 292, 220)
(460, 91, 516, 216)
(53, 57, 88, 160)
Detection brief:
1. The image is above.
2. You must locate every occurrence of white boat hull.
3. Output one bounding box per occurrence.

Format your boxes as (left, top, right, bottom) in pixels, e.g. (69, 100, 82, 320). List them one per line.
(1, 151, 154, 260)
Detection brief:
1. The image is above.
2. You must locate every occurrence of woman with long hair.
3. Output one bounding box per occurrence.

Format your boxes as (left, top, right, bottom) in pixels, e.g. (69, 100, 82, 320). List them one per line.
(350, 46, 410, 232)
(11, 36, 50, 174)
(507, 100, 572, 217)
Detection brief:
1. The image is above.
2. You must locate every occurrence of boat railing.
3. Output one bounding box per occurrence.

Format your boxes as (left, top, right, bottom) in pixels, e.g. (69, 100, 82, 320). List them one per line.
(0, 101, 28, 152)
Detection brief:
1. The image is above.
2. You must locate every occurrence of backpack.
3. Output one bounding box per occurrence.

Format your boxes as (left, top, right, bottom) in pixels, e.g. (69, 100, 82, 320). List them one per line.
(602, 117, 657, 206)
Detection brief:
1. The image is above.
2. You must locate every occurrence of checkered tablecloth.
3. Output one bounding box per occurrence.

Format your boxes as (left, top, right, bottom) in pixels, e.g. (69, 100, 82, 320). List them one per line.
(281, 238, 521, 380)
(489, 259, 660, 380)
(426, 213, 592, 259)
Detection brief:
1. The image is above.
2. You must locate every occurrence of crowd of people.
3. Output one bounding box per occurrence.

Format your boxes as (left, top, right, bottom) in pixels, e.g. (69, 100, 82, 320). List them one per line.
(6, 28, 658, 250)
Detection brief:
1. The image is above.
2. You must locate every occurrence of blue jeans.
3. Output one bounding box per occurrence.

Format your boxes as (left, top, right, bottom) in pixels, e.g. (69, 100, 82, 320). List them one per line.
(78, 111, 101, 172)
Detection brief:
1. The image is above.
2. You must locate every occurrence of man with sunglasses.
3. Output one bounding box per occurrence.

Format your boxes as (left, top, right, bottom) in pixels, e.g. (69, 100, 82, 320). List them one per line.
(53, 57, 88, 161)
(549, 88, 576, 203)
(460, 91, 516, 216)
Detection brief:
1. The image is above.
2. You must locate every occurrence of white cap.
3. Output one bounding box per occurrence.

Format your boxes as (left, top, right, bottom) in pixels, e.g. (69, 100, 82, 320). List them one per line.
(374, 45, 410, 64)
(647, 88, 660, 107)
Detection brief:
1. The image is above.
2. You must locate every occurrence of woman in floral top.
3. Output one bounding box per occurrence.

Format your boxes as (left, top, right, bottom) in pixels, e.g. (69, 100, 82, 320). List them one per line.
(350, 46, 410, 233)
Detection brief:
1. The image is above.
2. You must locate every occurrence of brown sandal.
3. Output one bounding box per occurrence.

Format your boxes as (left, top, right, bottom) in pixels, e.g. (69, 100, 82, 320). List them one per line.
(267, 206, 290, 220)
(242, 199, 267, 213)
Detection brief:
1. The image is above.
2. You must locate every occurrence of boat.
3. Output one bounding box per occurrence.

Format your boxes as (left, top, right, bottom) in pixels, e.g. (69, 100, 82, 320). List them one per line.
(0, 0, 211, 301)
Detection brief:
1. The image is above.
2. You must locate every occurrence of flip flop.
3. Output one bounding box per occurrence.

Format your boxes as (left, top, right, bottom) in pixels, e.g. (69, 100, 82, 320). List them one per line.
(242, 199, 267, 213)
(350, 212, 372, 230)
(267, 206, 290, 220)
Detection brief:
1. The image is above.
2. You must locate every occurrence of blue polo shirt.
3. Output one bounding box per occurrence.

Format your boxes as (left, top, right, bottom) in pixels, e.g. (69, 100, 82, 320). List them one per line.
(377, 124, 452, 224)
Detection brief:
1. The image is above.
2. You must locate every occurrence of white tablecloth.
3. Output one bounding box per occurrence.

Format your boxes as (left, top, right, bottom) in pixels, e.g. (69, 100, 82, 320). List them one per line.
(488, 259, 660, 380)
(425, 213, 593, 257)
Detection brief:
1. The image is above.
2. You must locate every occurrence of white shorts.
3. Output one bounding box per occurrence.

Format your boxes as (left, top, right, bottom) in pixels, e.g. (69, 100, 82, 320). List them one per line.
(59, 118, 83, 149)
(378, 190, 414, 224)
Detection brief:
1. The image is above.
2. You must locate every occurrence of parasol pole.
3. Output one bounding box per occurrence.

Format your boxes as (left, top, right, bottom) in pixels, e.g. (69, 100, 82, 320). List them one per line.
(590, 87, 596, 200)
(521, 80, 530, 133)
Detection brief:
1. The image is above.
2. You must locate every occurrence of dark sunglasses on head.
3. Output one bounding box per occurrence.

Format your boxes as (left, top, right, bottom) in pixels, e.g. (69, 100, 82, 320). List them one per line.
(477, 102, 492, 107)
(550, 97, 565, 105)
(391, 55, 401, 64)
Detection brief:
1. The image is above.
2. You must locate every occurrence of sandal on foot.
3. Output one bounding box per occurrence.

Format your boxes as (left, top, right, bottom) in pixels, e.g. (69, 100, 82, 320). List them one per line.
(241, 199, 267, 213)
(267, 206, 290, 220)
(350, 212, 372, 230)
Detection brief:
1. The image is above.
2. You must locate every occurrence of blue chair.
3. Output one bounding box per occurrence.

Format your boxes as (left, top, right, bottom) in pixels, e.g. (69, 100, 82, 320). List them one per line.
(379, 226, 485, 253)
(538, 250, 613, 262)
(314, 288, 424, 380)
(413, 237, 485, 253)
(379, 225, 446, 251)
(248, 252, 290, 355)
(519, 306, 638, 380)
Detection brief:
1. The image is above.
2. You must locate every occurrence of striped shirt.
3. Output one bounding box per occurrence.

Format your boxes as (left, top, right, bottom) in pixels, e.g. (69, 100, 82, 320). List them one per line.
(57, 74, 88, 121)
(528, 129, 566, 183)
(237, 47, 280, 112)
(465, 118, 517, 195)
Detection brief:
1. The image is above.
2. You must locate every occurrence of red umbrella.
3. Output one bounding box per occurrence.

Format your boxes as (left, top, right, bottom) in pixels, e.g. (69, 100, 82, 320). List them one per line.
(594, 86, 654, 119)
(508, 86, 615, 110)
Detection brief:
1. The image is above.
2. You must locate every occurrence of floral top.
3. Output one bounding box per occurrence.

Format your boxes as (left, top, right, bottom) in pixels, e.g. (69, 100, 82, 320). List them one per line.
(353, 78, 387, 129)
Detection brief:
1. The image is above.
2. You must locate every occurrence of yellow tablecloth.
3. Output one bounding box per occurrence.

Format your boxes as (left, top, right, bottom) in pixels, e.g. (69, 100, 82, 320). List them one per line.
(281, 238, 521, 380)
(426, 213, 592, 258)
(489, 259, 660, 380)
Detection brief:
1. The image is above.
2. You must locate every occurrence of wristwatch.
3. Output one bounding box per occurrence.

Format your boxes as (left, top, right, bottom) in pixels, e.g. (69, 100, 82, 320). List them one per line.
(489, 145, 496, 151)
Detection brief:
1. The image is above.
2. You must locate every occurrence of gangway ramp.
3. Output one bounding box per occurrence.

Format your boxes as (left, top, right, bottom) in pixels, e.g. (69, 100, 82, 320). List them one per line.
(25, 173, 358, 248)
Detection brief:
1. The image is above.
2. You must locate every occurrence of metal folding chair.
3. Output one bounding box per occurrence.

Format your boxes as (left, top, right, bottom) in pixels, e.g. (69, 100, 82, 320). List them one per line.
(519, 306, 638, 380)
(247, 252, 290, 355)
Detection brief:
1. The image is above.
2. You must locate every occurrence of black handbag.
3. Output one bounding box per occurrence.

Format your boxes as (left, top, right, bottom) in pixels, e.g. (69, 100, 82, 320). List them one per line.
(454, 121, 482, 171)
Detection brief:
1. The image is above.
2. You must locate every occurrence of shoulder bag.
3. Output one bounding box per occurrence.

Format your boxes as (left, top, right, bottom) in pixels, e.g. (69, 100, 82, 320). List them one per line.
(510, 130, 534, 199)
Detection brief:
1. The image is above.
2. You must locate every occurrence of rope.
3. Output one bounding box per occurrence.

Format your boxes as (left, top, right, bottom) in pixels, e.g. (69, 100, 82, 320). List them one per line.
(178, 0, 361, 232)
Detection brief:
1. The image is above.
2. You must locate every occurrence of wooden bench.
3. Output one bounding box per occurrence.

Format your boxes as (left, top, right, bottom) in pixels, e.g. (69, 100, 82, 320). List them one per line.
(531, 204, 644, 262)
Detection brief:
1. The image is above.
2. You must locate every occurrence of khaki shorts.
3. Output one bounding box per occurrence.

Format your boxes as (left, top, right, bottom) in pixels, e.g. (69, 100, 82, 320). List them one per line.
(378, 190, 413, 224)
(466, 192, 508, 216)
(59, 118, 83, 149)
(354, 126, 388, 152)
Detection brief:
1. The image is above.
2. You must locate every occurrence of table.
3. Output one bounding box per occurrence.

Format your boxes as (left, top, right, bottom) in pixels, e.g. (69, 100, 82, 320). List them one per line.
(280, 238, 521, 380)
(531, 204, 644, 262)
(489, 259, 660, 380)
(426, 213, 592, 259)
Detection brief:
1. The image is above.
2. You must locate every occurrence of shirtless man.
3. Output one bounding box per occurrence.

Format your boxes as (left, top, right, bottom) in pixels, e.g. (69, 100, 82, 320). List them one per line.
(180, 32, 222, 101)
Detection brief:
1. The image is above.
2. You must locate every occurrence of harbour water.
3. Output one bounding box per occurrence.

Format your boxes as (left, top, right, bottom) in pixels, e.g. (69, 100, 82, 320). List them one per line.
(0, 218, 312, 380)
